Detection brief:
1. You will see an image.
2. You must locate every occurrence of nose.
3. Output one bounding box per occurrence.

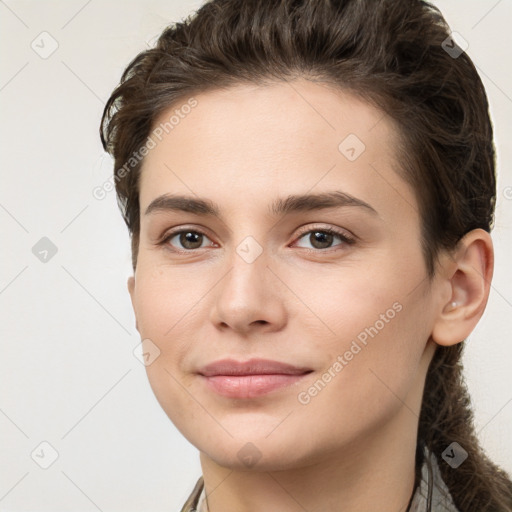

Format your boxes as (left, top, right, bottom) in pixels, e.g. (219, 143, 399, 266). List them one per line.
(209, 247, 287, 336)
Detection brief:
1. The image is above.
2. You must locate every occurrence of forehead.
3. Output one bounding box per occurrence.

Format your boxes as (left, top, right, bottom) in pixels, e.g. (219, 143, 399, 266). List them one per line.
(138, 80, 416, 225)
(146, 80, 394, 165)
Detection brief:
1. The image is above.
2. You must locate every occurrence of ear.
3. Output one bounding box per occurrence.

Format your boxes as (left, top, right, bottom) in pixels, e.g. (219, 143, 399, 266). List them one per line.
(127, 276, 138, 332)
(431, 229, 494, 347)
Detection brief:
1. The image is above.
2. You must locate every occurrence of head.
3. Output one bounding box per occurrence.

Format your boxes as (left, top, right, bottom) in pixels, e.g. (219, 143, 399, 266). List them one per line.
(100, 0, 511, 509)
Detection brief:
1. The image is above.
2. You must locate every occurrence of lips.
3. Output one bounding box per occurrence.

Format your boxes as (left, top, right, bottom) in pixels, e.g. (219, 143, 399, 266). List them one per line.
(198, 358, 312, 377)
(198, 358, 313, 398)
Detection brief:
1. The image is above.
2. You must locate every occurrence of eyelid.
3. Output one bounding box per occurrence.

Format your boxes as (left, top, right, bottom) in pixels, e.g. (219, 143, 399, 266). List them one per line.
(294, 223, 355, 241)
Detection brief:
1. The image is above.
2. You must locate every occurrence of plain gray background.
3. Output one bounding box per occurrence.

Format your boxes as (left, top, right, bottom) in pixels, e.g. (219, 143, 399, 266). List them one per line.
(1, 1, 511, 510)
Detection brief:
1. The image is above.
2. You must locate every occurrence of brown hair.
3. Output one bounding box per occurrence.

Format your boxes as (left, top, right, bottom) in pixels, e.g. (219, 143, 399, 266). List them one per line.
(100, 0, 512, 509)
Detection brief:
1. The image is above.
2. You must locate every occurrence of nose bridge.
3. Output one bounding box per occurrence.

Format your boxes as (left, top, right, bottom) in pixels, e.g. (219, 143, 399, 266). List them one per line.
(234, 233, 266, 267)
(210, 231, 285, 332)
(223, 234, 270, 301)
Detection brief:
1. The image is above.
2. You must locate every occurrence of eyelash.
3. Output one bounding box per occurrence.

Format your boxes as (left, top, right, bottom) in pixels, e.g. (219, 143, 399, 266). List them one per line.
(159, 225, 356, 254)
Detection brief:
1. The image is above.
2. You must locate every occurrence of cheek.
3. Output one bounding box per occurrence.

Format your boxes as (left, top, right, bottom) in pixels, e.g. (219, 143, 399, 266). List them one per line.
(292, 305, 427, 454)
(133, 265, 209, 342)
(294, 267, 429, 421)
(132, 269, 207, 406)
(133, 270, 205, 436)
(297, 264, 404, 350)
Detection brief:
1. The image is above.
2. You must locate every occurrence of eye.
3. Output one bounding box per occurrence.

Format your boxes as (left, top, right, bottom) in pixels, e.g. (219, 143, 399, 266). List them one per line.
(293, 227, 355, 251)
(161, 229, 216, 252)
(159, 225, 355, 253)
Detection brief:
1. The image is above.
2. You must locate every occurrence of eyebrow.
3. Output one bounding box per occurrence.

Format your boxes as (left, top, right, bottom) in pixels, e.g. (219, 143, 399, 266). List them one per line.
(144, 191, 379, 218)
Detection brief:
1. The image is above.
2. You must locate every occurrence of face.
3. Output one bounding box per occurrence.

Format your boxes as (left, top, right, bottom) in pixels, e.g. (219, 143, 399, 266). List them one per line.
(128, 80, 440, 471)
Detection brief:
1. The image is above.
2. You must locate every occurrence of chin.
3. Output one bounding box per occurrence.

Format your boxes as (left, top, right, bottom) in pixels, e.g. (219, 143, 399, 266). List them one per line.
(206, 448, 302, 472)
(197, 433, 317, 472)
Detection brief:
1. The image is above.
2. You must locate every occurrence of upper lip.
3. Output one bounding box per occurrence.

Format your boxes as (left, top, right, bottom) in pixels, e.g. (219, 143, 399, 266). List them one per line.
(198, 358, 313, 377)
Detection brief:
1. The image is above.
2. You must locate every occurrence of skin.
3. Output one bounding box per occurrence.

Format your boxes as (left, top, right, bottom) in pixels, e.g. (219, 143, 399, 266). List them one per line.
(127, 79, 493, 512)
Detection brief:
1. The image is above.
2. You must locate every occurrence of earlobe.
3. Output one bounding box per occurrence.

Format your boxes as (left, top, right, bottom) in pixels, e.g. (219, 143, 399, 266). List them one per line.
(127, 276, 138, 331)
(127, 276, 135, 297)
(431, 229, 494, 347)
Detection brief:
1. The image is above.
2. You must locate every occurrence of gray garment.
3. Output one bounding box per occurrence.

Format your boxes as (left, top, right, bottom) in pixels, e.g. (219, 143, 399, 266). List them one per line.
(183, 452, 458, 512)
(409, 452, 459, 511)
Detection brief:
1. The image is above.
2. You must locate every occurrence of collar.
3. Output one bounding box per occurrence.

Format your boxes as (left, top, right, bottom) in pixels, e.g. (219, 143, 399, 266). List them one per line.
(184, 451, 458, 512)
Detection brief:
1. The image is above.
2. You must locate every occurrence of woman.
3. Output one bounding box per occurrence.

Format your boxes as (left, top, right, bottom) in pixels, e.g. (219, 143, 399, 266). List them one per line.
(100, 0, 512, 510)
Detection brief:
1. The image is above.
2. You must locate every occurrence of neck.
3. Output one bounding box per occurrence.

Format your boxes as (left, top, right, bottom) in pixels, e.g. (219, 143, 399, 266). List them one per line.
(199, 405, 421, 512)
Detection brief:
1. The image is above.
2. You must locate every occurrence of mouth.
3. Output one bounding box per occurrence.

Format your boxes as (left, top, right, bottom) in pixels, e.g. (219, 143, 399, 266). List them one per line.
(197, 358, 313, 399)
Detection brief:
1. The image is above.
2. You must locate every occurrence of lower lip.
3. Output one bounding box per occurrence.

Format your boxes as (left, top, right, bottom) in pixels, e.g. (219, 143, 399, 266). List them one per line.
(200, 373, 310, 398)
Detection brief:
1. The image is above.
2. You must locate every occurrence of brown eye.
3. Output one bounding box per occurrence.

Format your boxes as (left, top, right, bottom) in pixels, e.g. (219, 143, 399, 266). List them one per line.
(308, 231, 335, 249)
(294, 228, 355, 251)
(179, 231, 204, 249)
(163, 230, 213, 251)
